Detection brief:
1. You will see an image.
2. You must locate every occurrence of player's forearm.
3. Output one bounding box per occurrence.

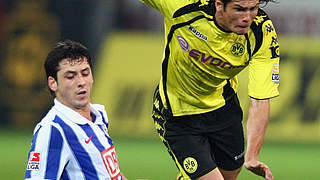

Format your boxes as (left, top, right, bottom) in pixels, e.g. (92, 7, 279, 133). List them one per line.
(245, 98, 270, 162)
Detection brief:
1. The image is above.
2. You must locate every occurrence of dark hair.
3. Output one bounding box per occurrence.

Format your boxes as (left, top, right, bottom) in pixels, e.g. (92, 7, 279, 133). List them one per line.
(220, 0, 276, 7)
(44, 40, 92, 94)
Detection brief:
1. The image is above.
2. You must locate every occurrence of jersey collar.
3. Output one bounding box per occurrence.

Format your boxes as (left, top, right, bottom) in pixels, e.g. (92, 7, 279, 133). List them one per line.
(53, 98, 104, 125)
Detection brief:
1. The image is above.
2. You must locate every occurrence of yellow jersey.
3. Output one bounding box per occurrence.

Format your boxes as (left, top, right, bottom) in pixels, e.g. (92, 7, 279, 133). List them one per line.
(140, 0, 280, 116)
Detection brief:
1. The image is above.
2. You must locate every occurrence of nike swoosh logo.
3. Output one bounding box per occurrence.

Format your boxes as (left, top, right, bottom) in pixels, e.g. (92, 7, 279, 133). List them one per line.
(85, 135, 93, 144)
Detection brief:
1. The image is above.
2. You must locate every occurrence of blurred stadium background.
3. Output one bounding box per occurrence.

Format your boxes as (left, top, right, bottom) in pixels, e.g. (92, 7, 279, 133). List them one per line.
(0, 0, 319, 179)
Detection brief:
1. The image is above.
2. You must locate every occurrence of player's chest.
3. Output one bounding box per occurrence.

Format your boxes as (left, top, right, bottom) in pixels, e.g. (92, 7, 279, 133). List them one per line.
(172, 20, 250, 74)
(67, 124, 121, 179)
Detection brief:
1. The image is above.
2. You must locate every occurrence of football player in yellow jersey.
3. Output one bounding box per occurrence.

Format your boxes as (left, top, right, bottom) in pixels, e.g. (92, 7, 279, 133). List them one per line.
(140, 0, 279, 179)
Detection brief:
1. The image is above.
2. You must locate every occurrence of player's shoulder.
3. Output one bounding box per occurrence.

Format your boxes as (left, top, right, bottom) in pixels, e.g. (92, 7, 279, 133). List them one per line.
(250, 8, 271, 32)
(91, 103, 109, 120)
(34, 107, 62, 133)
(91, 103, 107, 113)
(249, 8, 277, 55)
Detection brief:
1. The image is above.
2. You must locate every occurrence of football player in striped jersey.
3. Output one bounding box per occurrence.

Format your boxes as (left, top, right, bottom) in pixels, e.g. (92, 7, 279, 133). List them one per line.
(25, 40, 127, 180)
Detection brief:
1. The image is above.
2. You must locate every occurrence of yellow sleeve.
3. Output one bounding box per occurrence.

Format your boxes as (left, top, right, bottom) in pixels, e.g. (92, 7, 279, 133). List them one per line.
(248, 19, 280, 99)
(139, 0, 198, 18)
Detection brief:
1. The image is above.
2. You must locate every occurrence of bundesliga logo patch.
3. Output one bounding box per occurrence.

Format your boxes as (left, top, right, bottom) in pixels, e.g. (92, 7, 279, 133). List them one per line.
(271, 64, 280, 83)
(27, 152, 40, 171)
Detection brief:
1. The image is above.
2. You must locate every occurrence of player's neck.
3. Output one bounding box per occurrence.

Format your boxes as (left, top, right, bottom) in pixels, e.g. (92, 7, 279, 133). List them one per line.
(65, 103, 92, 122)
(75, 106, 92, 122)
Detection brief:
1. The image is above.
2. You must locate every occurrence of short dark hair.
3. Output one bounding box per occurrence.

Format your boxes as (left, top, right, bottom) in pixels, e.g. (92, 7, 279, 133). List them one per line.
(44, 40, 92, 94)
(220, 0, 276, 7)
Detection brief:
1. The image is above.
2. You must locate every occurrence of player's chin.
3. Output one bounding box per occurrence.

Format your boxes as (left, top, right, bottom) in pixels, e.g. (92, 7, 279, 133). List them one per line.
(234, 27, 249, 35)
(74, 98, 90, 108)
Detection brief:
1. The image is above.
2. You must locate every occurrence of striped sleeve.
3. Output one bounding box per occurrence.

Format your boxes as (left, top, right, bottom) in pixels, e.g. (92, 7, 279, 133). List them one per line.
(25, 124, 65, 179)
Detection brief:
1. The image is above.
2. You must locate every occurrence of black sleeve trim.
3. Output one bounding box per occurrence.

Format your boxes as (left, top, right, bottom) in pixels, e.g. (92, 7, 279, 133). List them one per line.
(245, 33, 252, 60)
(162, 15, 208, 113)
(222, 79, 236, 102)
(249, 95, 279, 100)
(250, 9, 270, 56)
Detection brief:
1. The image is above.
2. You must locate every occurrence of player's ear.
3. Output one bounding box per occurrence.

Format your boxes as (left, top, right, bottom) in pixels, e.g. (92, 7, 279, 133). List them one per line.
(48, 76, 58, 92)
(215, 0, 224, 12)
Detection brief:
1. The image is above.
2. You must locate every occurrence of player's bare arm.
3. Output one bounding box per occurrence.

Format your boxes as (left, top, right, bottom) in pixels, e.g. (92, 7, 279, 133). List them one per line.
(245, 98, 274, 180)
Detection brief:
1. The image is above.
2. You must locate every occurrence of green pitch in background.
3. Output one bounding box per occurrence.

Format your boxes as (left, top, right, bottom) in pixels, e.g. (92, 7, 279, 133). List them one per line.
(1, 130, 320, 179)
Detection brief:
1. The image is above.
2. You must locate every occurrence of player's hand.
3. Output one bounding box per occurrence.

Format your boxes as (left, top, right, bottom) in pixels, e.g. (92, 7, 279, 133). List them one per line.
(244, 160, 274, 180)
(120, 172, 128, 180)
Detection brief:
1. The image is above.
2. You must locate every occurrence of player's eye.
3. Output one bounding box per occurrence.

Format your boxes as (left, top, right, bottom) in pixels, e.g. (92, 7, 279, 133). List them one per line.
(82, 70, 90, 76)
(65, 74, 74, 79)
(235, 7, 245, 12)
(250, 6, 258, 11)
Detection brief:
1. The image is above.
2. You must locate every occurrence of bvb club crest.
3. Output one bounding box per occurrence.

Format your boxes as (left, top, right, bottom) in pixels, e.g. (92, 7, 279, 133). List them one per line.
(183, 157, 198, 174)
(231, 43, 245, 57)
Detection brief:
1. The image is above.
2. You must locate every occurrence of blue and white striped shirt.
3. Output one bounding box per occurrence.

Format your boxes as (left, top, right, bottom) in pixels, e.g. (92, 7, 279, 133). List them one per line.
(25, 99, 122, 180)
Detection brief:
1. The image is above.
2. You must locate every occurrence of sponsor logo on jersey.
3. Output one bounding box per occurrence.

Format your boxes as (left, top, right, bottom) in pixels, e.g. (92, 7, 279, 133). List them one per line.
(101, 145, 120, 179)
(27, 152, 40, 171)
(188, 26, 208, 41)
(85, 135, 93, 144)
(177, 35, 189, 52)
(189, 49, 246, 69)
(231, 43, 245, 57)
(183, 157, 198, 174)
(271, 64, 280, 83)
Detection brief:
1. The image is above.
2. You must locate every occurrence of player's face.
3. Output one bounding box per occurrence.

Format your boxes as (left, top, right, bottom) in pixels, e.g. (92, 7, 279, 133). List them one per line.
(216, 0, 259, 35)
(50, 58, 93, 111)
